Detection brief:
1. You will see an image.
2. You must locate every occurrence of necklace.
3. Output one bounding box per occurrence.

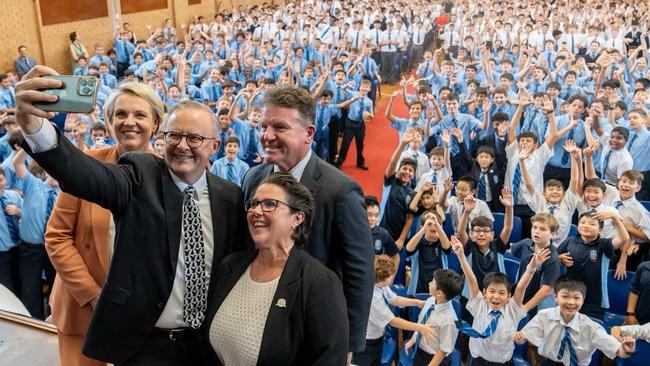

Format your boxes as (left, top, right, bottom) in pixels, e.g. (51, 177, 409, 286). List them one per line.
(250, 259, 284, 282)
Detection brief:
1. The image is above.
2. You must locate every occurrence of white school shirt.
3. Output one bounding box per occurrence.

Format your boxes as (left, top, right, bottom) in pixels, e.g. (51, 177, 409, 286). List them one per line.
(416, 299, 458, 356)
(380, 31, 398, 52)
(347, 29, 366, 49)
(416, 167, 452, 201)
(524, 189, 580, 246)
(505, 141, 554, 205)
(399, 148, 431, 182)
(618, 323, 650, 341)
(467, 293, 527, 363)
(367, 28, 382, 49)
(366, 286, 396, 340)
(412, 27, 427, 46)
(447, 196, 494, 235)
(522, 307, 621, 365)
(596, 134, 633, 186)
(607, 188, 650, 243)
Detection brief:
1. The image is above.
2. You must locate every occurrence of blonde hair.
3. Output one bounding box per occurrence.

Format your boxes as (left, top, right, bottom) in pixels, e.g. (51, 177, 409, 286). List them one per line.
(531, 213, 559, 233)
(103, 82, 166, 136)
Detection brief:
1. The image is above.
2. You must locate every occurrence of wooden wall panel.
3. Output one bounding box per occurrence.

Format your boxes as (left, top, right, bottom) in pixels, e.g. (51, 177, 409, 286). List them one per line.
(40, 0, 108, 26)
(0, 0, 42, 73)
(121, 0, 168, 14)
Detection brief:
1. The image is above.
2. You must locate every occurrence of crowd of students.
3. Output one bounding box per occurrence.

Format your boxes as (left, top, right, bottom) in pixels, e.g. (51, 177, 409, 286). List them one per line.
(1, 0, 650, 364)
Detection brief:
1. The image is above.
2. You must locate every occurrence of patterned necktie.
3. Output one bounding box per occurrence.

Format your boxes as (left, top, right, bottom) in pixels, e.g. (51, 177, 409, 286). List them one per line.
(226, 162, 237, 183)
(478, 172, 487, 200)
(456, 310, 502, 338)
(0, 196, 19, 243)
(423, 61, 430, 76)
(512, 164, 522, 204)
(561, 129, 575, 165)
(601, 149, 612, 179)
(614, 200, 623, 209)
(549, 205, 557, 215)
(413, 304, 435, 348)
(557, 325, 578, 366)
(355, 31, 360, 49)
(431, 171, 438, 184)
(248, 128, 256, 159)
(182, 185, 207, 329)
(45, 190, 57, 229)
(358, 98, 365, 121)
(365, 58, 370, 76)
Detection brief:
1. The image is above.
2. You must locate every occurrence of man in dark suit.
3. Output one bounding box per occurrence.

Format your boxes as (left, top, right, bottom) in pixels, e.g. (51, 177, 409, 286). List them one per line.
(241, 86, 374, 359)
(14, 66, 247, 365)
(13, 45, 37, 79)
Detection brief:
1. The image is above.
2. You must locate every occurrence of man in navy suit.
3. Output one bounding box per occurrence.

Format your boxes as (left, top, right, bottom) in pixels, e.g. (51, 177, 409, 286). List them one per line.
(13, 46, 37, 79)
(241, 86, 374, 360)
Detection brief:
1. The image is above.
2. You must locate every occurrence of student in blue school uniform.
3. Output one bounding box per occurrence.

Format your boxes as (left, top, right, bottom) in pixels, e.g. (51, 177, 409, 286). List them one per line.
(335, 78, 374, 170)
(0, 73, 16, 114)
(386, 94, 427, 141)
(624, 108, 650, 200)
(451, 234, 545, 366)
(405, 210, 452, 295)
(12, 149, 60, 320)
(352, 255, 431, 366)
(0, 167, 22, 295)
(366, 196, 399, 261)
(516, 276, 637, 366)
(228, 91, 265, 167)
(1, 131, 26, 191)
(404, 268, 464, 366)
(209, 136, 249, 187)
(557, 210, 631, 320)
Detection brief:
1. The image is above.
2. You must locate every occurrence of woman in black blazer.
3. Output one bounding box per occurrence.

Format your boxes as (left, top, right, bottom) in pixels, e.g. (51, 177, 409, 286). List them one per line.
(203, 173, 349, 365)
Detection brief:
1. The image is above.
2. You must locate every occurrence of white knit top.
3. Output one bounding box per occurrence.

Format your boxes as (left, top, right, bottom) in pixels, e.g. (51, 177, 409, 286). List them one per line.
(209, 266, 280, 366)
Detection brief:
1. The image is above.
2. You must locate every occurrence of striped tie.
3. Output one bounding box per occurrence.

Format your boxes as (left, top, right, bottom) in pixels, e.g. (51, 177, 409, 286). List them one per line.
(601, 149, 612, 179)
(628, 133, 637, 150)
(431, 171, 438, 184)
(549, 206, 557, 215)
(45, 190, 58, 230)
(614, 201, 623, 209)
(512, 165, 522, 204)
(226, 162, 237, 183)
(1, 196, 20, 243)
(456, 310, 502, 338)
(557, 325, 578, 366)
(477, 172, 487, 200)
(413, 304, 435, 348)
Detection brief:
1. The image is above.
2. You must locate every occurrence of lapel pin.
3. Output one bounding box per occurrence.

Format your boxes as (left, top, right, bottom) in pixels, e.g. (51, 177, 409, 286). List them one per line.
(276, 298, 287, 308)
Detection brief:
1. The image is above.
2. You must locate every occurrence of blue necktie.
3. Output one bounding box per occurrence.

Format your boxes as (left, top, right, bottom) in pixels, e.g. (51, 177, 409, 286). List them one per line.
(561, 129, 575, 165)
(365, 58, 370, 76)
(423, 61, 430, 76)
(557, 325, 578, 366)
(451, 118, 458, 128)
(355, 31, 360, 49)
(431, 171, 438, 184)
(1, 196, 20, 243)
(614, 200, 623, 209)
(512, 164, 521, 204)
(358, 98, 365, 121)
(45, 190, 57, 229)
(478, 172, 487, 200)
(549, 205, 557, 215)
(628, 133, 637, 150)
(226, 162, 237, 183)
(413, 304, 435, 348)
(248, 128, 257, 159)
(601, 149, 612, 179)
(456, 310, 502, 338)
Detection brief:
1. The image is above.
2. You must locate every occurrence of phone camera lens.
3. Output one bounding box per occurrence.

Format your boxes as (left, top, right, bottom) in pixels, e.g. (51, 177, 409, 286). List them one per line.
(80, 79, 88, 87)
(81, 87, 91, 96)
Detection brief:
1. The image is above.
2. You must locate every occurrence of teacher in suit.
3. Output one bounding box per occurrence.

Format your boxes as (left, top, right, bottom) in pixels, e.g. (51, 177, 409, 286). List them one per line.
(241, 86, 374, 357)
(205, 172, 348, 365)
(14, 66, 247, 366)
(45, 82, 164, 366)
(13, 45, 37, 79)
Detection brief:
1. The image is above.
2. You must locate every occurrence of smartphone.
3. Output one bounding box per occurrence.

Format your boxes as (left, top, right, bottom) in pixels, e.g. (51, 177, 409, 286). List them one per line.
(34, 75, 99, 114)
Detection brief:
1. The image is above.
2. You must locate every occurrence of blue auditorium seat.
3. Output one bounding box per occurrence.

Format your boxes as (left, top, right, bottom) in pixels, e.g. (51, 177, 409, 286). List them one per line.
(493, 213, 523, 242)
(504, 257, 521, 283)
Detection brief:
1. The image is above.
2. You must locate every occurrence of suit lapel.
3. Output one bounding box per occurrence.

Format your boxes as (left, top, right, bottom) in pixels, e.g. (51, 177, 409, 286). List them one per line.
(161, 166, 184, 271)
(206, 173, 229, 299)
(91, 146, 120, 274)
(257, 248, 303, 364)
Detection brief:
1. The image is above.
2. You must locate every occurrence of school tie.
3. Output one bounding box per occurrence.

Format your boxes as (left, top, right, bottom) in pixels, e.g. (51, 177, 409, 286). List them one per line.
(571, 35, 576, 54)
(336, 86, 342, 103)
(248, 128, 257, 159)
(456, 310, 502, 338)
(449, 31, 453, 47)
(388, 32, 392, 51)
(365, 58, 371, 76)
(450, 117, 459, 129)
(431, 171, 438, 184)
(549, 205, 557, 215)
(412, 152, 419, 161)
(561, 129, 575, 165)
(0, 196, 20, 243)
(600, 150, 612, 179)
(556, 325, 578, 366)
(45, 190, 58, 229)
(478, 171, 487, 200)
(101, 74, 107, 86)
(375, 31, 379, 47)
(355, 31, 360, 49)
(212, 85, 219, 101)
(413, 304, 435, 348)
(628, 133, 638, 150)
(614, 200, 623, 209)
(9, 90, 15, 106)
(358, 98, 365, 121)
(182, 185, 207, 329)
(226, 162, 237, 183)
(512, 164, 522, 204)
(422, 61, 430, 76)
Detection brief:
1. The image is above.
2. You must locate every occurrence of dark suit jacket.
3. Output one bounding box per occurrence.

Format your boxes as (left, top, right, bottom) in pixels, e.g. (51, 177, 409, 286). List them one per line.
(25, 131, 247, 364)
(241, 153, 374, 352)
(13, 56, 36, 76)
(459, 135, 507, 211)
(203, 248, 349, 365)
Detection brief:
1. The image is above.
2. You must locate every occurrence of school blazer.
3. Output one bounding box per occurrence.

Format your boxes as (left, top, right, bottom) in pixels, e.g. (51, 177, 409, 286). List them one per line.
(202, 247, 349, 365)
(45, 146, 119, 336)
(241, 153, 374, 352)
(25, 130, 247, 364)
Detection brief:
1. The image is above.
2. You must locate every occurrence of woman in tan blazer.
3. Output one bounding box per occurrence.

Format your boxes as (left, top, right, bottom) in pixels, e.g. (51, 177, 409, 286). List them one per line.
(45, 82, 165, 366)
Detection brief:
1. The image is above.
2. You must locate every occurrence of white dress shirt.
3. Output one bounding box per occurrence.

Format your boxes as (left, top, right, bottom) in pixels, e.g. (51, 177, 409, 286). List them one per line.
(506, 141, 554, 205)
(524, 189, 580, 246)
(366, 286, 396, 339)
(273, 149, 312, 181)
(522, 306, 621, 365)
(416, 299, 458, 356)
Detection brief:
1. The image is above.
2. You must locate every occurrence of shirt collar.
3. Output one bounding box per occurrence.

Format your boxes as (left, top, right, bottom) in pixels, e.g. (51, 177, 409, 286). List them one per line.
(273, 149, 312, 181)
(551, 306, 580, 331)
(169, 170, 208, 196)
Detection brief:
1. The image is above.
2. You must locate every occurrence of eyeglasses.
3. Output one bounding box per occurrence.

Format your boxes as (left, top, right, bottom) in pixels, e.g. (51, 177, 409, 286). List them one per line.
(163, 131, 215, 148)
(246, 198, 296, 212)
(471, 228, 493, 234)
